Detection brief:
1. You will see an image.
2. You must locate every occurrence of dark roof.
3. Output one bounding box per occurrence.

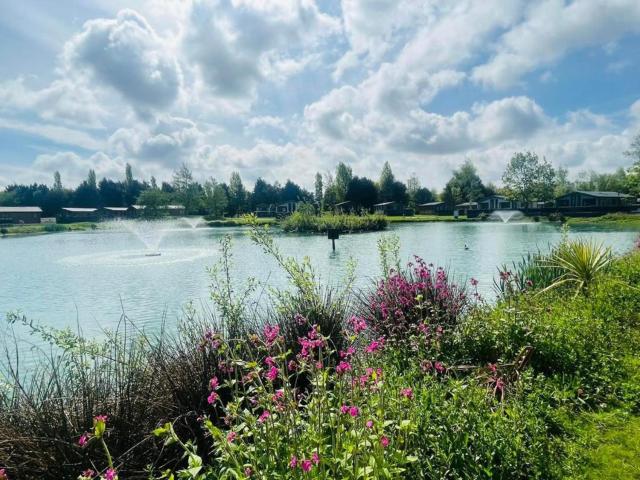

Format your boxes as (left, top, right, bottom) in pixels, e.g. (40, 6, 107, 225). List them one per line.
(418, 201, 444, 206)
(0, 206, 42, 213)
(557, 190, 633, 199)
(479, 195, 508, 201)
(455, 202, 478, 207)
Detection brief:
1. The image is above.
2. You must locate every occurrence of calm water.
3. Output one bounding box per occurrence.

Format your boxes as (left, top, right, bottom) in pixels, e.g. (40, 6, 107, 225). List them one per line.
(0, 220, 637, 347)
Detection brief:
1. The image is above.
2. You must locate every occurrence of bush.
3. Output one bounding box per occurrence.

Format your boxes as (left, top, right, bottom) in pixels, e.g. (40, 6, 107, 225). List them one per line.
(281, 212, 387, 233)
(43, 223, 67, 232)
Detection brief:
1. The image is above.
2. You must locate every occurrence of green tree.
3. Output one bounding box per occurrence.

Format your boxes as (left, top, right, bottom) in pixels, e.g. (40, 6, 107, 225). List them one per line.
(203, 178, 228, 218)
(554, 166, 573, 197)
(335, 163, 353, 203)
(53, 171, 62, 191)
(172, 164, 201, 214)
(345, 176, 378, 210)
(442, 160, 485, 206)
(323, 173, 338, 211)
(137, 188, 169, 218)
(502, 152, 556, 204)
(625, 132, 640, 196)
(406, 173, 423, 208)
(150, 176, 158, 190)
(228, 171, 247, 216)
(378, 162, 395, 202)
(314, 172, 323, 209)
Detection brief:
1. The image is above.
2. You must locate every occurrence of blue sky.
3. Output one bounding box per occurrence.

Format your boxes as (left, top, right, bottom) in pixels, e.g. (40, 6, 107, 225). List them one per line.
(1, 0, 639, 190)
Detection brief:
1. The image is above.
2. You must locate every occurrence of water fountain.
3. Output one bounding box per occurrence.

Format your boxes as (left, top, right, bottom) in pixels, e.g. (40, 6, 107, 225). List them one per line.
(488, 210, 525, 223)
(182, 216, 203, 229)
(119, 219, 169, 256)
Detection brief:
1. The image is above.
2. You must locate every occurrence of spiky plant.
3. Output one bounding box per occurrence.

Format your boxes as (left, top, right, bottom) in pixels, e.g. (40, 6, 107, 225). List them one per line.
(539, 238, 612, 297)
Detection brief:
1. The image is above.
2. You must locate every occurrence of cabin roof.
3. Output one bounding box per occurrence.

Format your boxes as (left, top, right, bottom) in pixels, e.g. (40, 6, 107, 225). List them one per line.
(0, 206, 42, 213)
(418, 201, 444, 206)
(103, 207, 128, 211)
(373, 201, 395, 206)
(557, 190, 633, 199)
(62, 207, 98, 212)
(455, 202, 478, 207)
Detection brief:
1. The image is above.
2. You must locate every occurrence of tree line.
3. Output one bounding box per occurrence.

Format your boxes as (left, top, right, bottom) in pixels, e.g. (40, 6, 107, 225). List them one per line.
(2, 134, 639, 217)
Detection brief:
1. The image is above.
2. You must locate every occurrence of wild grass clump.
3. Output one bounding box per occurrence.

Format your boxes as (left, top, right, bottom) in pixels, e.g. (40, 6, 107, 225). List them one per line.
(280, 211, 387, 233)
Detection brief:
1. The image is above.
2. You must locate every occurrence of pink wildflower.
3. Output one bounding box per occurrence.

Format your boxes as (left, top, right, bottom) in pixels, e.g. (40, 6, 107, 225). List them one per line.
(287, 360, 297, 371)
(349, 406, 360, 417)
(339, 346, 356, 359)
(80, 469, 95, 479)
(78, 432, 91, 447)
(263, 324, 280, 346)
(380, 436, 390, 448)
(366, 420, 374, 429)
(340, 405, 349, 414)
(434, 361, 445, 374)
(348, 315, 367, 334)
(258, 410, 271, 423)
(244, 467, 253, 477)
(104, 468, 118, 480)
(227, 431, 237, 443)
(209, 376, 219, 389)
(312, 451, 320, 465)
(401, 387, 413, 399)
(294, 313, 307, 325)
(336, 361, 352, 375)
(207, 391, 219, 405)
(301, 460, 313, 472)
(365, 337, 385, 354)
(93, 415, 108, 424)
(289, 456, 298, 469)
(266, 366, 279, 382)
(0, 469, 8, 480)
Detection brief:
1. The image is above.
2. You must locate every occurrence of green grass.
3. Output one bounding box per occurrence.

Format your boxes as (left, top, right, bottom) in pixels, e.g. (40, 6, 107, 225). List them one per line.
(566, 213, 640, 228)
(568, 412, 640, 480)
(0, 222, 97, 236)
(206, 217, 277, 227)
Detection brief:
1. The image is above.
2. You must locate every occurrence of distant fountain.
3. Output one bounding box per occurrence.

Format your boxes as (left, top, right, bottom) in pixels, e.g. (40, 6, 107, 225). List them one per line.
(488, 210, 525, 223)
(119, 220, 168, 255)
(182, 216, 203, 229)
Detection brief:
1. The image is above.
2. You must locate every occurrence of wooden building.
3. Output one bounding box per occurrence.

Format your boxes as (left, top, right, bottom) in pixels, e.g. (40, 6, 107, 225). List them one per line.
(373, 201, 405, 216)
(0, 206, 42, 224)
(417, 201, 448, 215)
(101, 207, 129, 219)
(59, 207, 99, 223)
(555, 191, 633, 208)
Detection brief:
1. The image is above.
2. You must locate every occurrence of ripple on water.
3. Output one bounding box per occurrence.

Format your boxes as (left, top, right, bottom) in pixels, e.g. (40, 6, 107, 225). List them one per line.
(58, 247, 215, 267)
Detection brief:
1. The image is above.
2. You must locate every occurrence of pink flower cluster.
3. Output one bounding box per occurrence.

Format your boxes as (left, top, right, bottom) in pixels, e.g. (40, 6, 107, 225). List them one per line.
(297, 325, 326, 360)
(263, 324, 281, 347)
(340, 404, 360, 417)
(208, 376, 220, 405)
(290, 452, 320, 472)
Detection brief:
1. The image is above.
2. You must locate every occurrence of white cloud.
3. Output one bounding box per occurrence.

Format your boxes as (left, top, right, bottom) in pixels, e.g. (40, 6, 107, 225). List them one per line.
(473, 0, 640, 89)
(33, 151, 126, 185)
(63, 9, 183, 113)
(0, 117, 103, 150)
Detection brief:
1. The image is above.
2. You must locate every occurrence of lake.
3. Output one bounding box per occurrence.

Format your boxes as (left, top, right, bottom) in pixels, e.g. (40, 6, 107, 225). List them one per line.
(1, 220, 637, 349)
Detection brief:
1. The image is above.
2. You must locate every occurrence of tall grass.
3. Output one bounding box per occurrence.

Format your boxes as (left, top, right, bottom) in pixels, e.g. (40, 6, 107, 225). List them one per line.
(280, 212, 387, 233)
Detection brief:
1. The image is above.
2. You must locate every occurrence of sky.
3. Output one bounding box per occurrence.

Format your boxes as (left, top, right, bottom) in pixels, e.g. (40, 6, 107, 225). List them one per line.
(1, 0, 639, 191)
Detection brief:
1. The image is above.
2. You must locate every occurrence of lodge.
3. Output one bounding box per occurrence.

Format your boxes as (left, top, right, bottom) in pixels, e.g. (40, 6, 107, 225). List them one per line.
(0, 206, 42, 224)
(416, 201, 448, 215)
(59, 207, 99, 223)
(554, 191, 634, 208)
(101, 207, 129, 219)
(373, 201, 406, 216)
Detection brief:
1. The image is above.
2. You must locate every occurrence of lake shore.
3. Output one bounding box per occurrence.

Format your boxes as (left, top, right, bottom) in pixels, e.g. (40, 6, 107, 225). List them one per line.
(0, 222, 97, 237)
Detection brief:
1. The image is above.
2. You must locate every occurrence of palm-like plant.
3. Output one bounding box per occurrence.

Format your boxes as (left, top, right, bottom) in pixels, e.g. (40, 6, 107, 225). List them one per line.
(539, 238, 613, 297)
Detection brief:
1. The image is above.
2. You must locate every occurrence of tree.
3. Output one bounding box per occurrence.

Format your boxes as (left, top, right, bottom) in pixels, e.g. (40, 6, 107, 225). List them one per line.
(378, 162, 395, 202)
(251, 178, 279, 210)
(125, 163, 134, 187)
(335, 163, 353, 203)
(412, 187, 434, 205)
(74, 170, 100, 207)
(625, 132, 640, 196)
(53, 171, 62, 191)
(502, 152, 556, 204)
(137, 188, 169, 218)
(323, 173, 339, 211)
(442, 160, 485, 206)
(172, 164, 201, 214)
(99, 178, 125, 206)
(203, 178, 228, 219)
(314, 172, 323, 208)
(150, 176, 158, 190)
(345, 176, 378, 211)
(554, 166, 573, 197)
(227, 171, 247, 216)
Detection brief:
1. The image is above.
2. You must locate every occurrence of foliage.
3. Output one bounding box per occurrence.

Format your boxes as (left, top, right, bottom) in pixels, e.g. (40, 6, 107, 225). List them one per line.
(280, 211, 387, 233)
(442, 160, 487, 206)
(502, 151, 557, 204)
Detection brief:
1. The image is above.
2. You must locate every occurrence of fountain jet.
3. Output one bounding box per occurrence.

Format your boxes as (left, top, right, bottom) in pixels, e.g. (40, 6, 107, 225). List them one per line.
(488, 210, 525, 223)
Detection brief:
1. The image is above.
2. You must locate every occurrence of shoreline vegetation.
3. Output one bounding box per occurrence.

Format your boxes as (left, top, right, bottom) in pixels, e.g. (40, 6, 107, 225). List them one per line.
(1, 221, 639, 479)
(3, 211, 640, 238)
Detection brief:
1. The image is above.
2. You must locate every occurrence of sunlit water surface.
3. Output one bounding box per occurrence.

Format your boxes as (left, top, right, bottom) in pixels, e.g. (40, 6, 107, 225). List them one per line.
(1, 220, 637, 355)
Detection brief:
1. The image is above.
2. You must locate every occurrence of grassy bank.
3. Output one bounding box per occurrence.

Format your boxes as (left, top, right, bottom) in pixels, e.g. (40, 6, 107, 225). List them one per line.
(0, 222, 97, 236)
(566, 212, 640, 228)
(206, 217, 277, 227)
(1, 226, 639, 479)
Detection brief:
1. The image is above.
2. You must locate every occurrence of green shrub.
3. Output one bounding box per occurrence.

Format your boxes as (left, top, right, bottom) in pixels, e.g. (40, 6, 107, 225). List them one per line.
(281, 212, 387, 233)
